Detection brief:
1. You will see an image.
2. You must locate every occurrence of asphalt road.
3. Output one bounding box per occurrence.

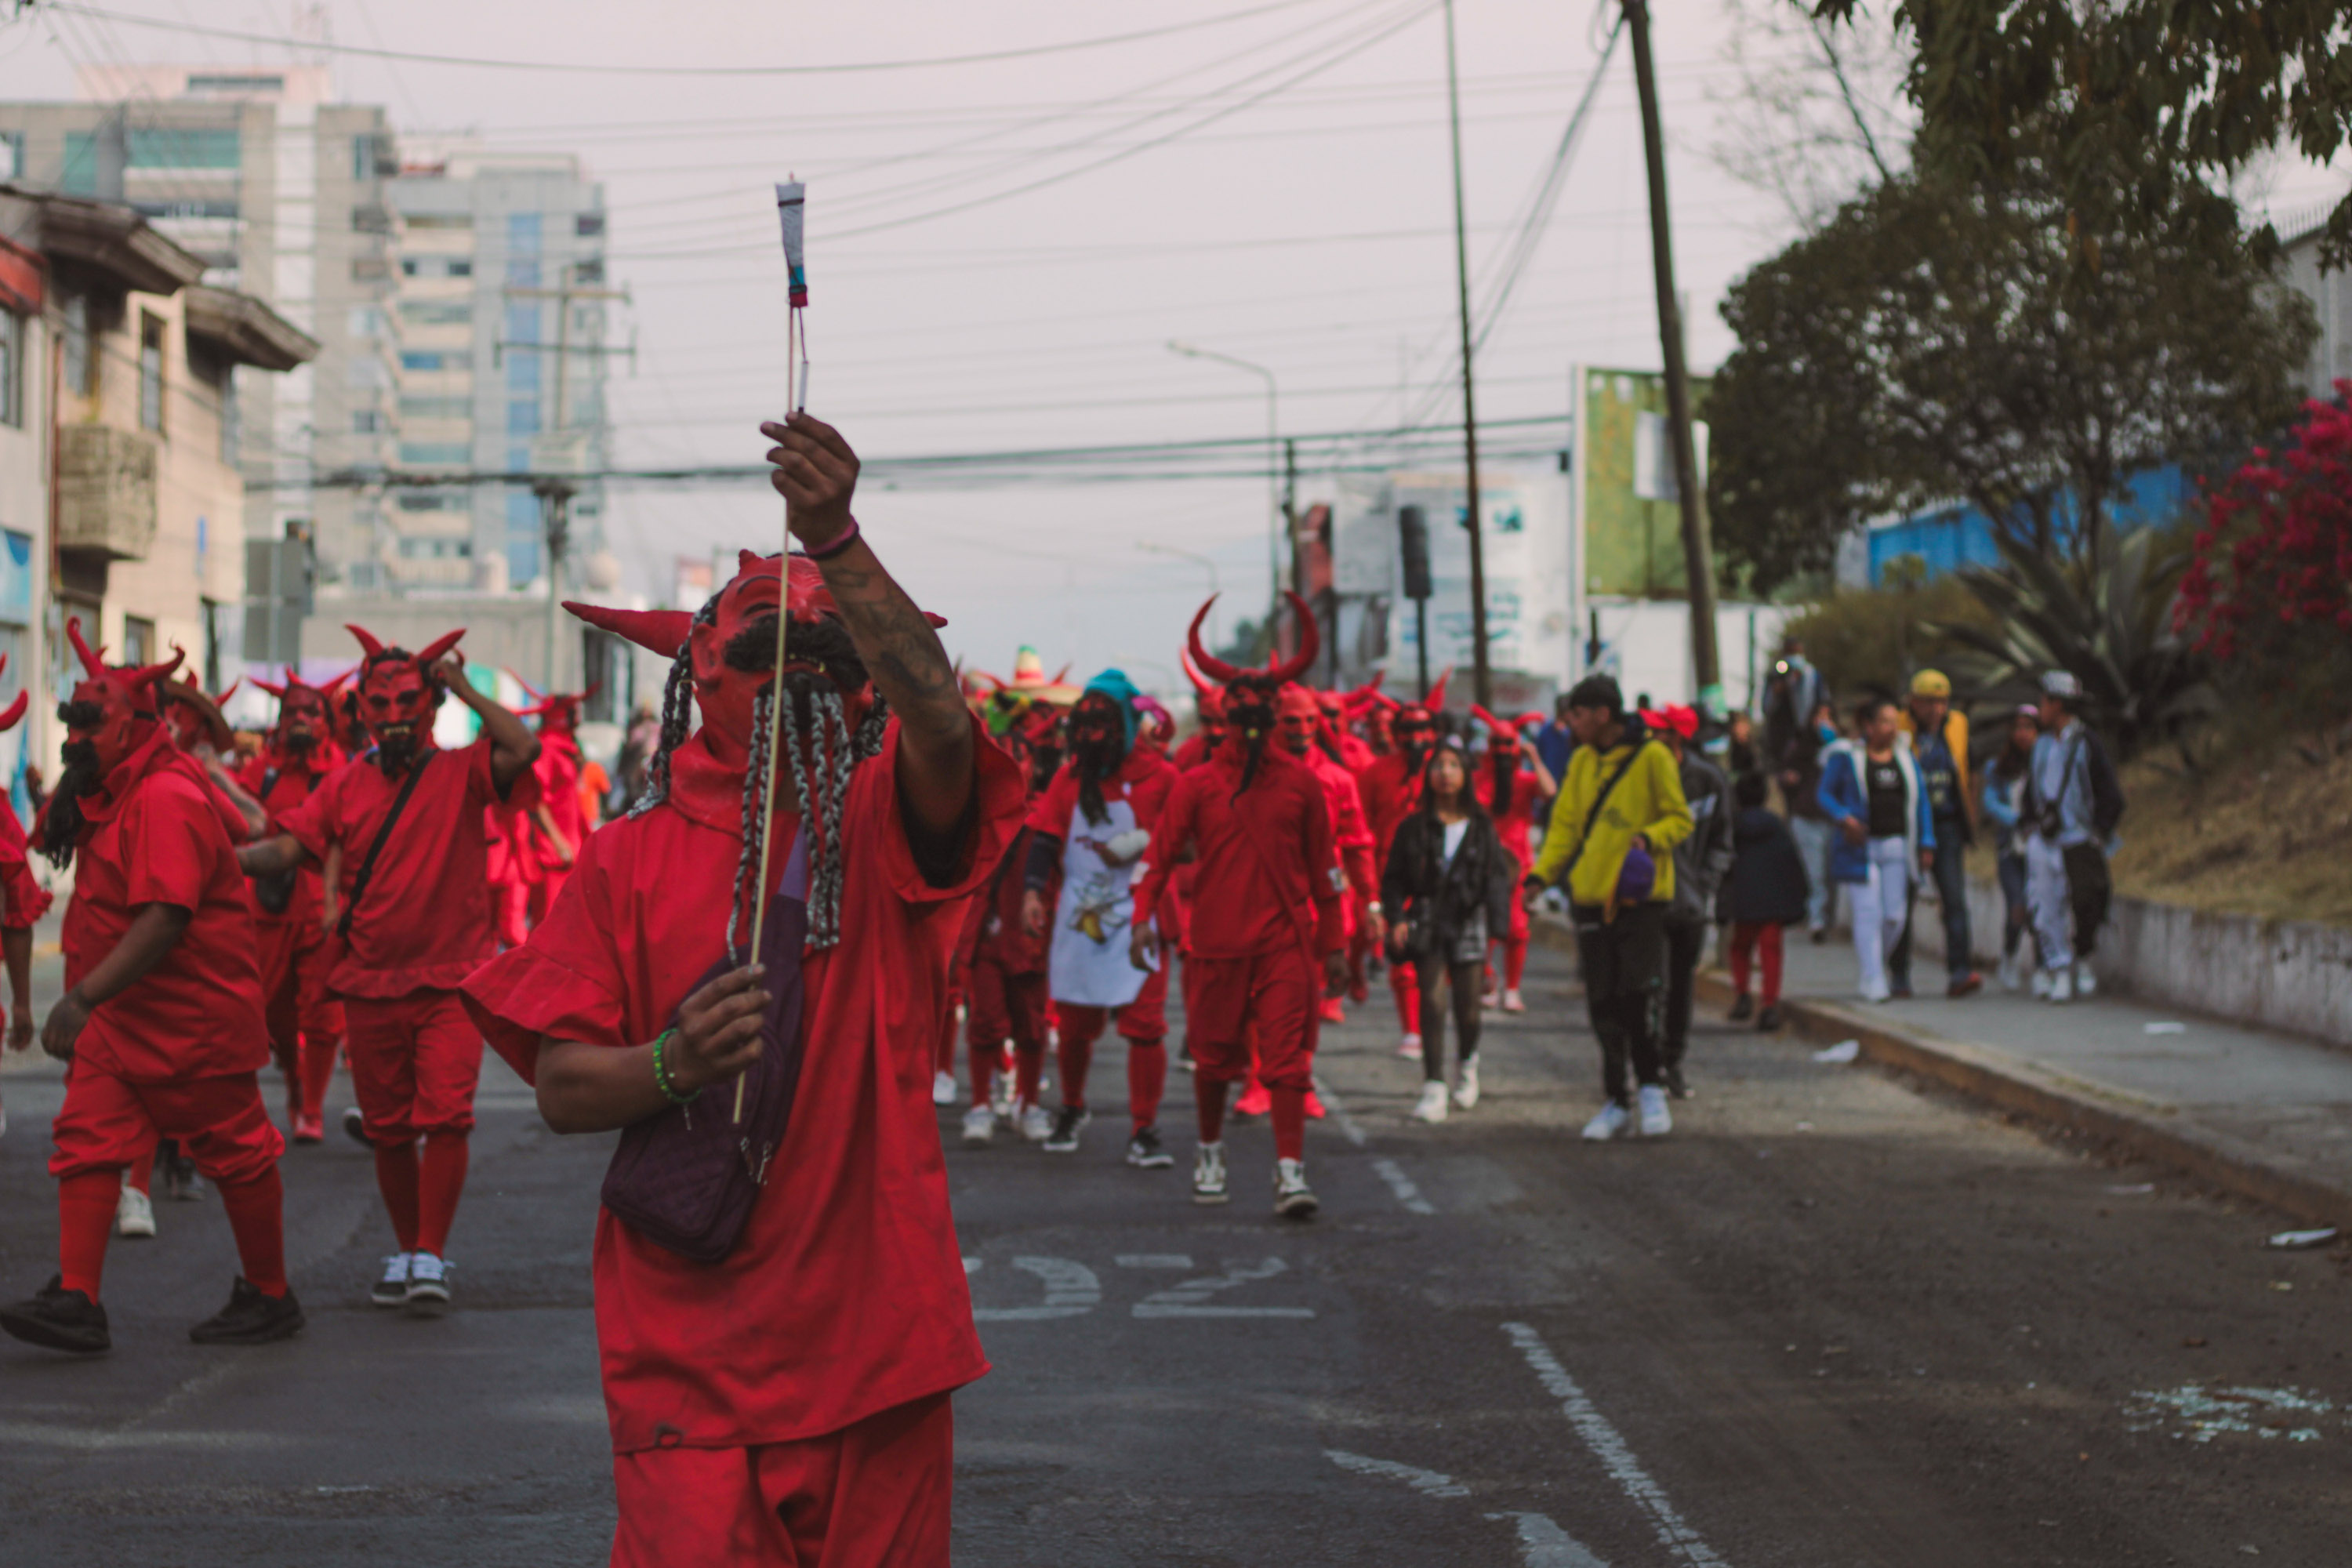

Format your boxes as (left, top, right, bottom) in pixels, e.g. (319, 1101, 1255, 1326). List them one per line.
(1, 931, 2347, 1566)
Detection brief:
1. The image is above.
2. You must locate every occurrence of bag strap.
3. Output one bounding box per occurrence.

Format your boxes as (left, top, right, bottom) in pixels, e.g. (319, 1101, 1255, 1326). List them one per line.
(1555, 740, 1648, 884)
(336, 753, 433, 940)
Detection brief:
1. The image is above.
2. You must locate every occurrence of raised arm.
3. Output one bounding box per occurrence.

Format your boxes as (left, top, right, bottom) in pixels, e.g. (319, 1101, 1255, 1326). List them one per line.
(434, 654, 540, 793)
(762, 413, 973, 838)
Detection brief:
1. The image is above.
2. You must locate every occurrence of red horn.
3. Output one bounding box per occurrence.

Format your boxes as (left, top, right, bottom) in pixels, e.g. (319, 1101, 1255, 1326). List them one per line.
(1178, 648, 1219, 699)
(251, 677, 286, 699)
(415, 629, 466, 668)
(1266, 590, 1319, 685)
(345, 623, 387, 660)
(132, 646, 186, 691)
(564, 601, 695, 659)
(0, 689, 24, 734)
(1185, 597, 1248, 684)
(581, 681, 604, 703)
(505, 667, 547, 704)
(212, 678, 240, 709)
(66, 617, 106, 680)
(1424, 666, 1451, 713)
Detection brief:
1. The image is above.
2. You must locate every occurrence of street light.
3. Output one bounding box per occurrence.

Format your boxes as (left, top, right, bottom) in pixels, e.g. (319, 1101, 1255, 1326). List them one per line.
(1167, 340, 1282, 642)
(1138, 541, 1221, 650)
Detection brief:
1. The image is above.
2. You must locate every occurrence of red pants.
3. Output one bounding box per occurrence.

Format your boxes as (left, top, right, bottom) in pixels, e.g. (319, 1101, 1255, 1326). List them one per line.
(1055, 963, 1171, 1129)
(256, 913, 345, 1115)
(965, 959, 1046, 1054)
(344, 989, 485, 1143)
(50, 1065, 285, 1184)
(1390, 953, 1421, 1035)
(610, 1393, 952, 1568)
(1185, 947, 1321, 1091)
(1729, 921, 1785, 1005)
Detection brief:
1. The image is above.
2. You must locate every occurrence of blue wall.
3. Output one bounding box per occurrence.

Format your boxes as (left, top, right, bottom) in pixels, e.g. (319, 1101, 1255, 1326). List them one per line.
(1869, 465, 2192, 583)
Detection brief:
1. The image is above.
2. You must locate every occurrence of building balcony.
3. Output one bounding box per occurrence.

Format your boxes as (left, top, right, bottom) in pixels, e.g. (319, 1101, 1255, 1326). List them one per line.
(56, 424, 159, 561)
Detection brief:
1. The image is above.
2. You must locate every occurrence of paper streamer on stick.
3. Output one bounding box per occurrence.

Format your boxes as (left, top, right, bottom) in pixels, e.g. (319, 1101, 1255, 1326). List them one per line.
(775, 181, 808, 307)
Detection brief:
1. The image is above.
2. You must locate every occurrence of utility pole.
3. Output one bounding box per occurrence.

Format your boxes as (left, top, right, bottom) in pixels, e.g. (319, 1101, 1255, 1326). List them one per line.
(501, 263, 632, 691)
(1443, 0, 1491, 711)
(1622, 0, 1723, 713)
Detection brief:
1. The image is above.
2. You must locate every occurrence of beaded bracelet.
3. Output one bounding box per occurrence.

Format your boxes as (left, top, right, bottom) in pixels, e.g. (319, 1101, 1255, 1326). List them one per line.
(801, 516, 862, 562)
(651, 1028, 699, 1105)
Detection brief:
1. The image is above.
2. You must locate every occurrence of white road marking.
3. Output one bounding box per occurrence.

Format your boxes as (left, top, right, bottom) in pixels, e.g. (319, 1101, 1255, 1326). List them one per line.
(1134, 1256, 1315, 1319)
(1373, 1156, 1437, 1214)
(1325, 1448, 1470, 1497)
(962, 1257, 982, 1274)
(1313, 1076, 1369, 1147)
(973, 1257, 1100, 1321)
(1488, 1512, 1611, 1568)
(1501, 1323, 1728, 1568)
(1115, 1254, 1195, 1269)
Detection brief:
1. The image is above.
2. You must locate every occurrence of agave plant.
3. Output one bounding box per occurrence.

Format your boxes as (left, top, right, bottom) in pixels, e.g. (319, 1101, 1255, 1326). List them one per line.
(1926, 521, 2216, 764)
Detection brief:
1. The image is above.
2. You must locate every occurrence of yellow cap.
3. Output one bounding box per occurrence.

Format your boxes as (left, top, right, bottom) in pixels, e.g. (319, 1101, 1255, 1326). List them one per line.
(1910, 669, 1951, 698)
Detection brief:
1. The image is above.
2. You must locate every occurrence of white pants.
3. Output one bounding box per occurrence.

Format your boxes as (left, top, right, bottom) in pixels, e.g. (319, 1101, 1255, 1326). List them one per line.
(2024, 834, 2074, 971)
(1850, 836, 1911, 1000)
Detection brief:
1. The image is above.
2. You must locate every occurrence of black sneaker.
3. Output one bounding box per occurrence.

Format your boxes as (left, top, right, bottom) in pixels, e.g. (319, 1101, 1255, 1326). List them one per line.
(161, 1145, 205, 1202)
(1043, 1105, 1087, 1154)
(0, 1276, 111, 1354)
(1664, 1065, 1694, 1101)
(1755, 1004, 1784, 1033)
(1727, 993, 1755, 1022)
(342, 1107, 371, 1149)
(1125, 1126, 1174, 1168)
(189, 1278, 305, 1345)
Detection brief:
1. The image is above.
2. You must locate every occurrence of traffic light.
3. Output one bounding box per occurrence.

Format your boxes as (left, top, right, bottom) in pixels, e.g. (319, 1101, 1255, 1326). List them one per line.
(1399, 505, 1432, 602)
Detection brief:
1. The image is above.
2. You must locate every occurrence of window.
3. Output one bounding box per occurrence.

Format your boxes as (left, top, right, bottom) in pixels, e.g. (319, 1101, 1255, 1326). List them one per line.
(404, 213, 473, 230)
(122, 616, 156, 666)
(399, 395, 470, 420)
(505, 257, 540, 288)
(507, 212, 543, 251)
(60, 132, 97, 195)
(573, 258, 604, 285)
(347, 305, 381, 337)
(127, 129, 241, 169)
(353, 410, 383, 434)
(506, 537, 541, 586)
(503, 303, 539, 345)
(397, 490, 463, 512)
(187, 74, 284, 95)
(400, 300, 472, 327)
(575, 213, 605, 238)
(398, 442, 470, 466)
(397, 536, 471, 559)
(399, 256, 474, 278)
(139, 314, 164, 432)
(63, 294, 100, 396)
(507, 399, 540, 435)
(506, 354, 539, 391)
(0, 309, 20, 427)
(0, 132, 20, 181)
(400, 350, 472, 373)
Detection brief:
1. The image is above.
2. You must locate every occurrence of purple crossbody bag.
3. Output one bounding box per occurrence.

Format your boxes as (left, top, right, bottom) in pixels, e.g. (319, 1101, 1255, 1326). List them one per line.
(599, 829, 811, 1265)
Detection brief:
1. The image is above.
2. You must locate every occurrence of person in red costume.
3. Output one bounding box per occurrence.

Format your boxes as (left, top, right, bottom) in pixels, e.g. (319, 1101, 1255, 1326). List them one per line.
(1021, 670, 1178, 1166)
(238, 625, 540, 1315)
(1355, 674, 1448, 1058)
(463, 413, 1022, 1567)
(1133, 595, 1345, 1219)
(511, 674, 597, 922)
(1173, 649, 1225, 771)
(1276, 684, 1381, 1029)
(956, 815, 1050, 1145)
(238, 668, 354, 1144)
(1472, 706, 1556, 1014)
(0, 660, 50, 1145)
(0, 627, 300, 1355)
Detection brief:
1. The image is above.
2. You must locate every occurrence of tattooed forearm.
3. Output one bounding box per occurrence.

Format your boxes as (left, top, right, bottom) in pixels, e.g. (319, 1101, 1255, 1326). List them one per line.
(816, 538, 974, 828)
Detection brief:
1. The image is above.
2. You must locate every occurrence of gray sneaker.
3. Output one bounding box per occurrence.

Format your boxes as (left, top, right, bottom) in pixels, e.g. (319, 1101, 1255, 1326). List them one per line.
(1192, 1142, 1229, 1205)
(370, 1252, 412, 1308)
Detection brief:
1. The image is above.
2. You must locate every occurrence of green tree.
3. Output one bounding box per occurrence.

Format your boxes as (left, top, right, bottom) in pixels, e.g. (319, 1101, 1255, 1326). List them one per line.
(1708, 160, 2314, 593)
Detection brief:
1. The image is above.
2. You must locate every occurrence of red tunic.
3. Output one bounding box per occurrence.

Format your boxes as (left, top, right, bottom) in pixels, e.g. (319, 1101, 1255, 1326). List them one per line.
(1133, 746, 1342, 961)
(277, 736, 537, 999)
(62, 728, 267, 1083)
(1300, 745, 1377, 906)
(1172, 734, 1216, 773)
(236, 746, 339, 932)
(462, 715, 1024, 1455)
(1357, 751, 1424, 868)
(1475, 760, 1543, 871)
(0, 792, 51, 930)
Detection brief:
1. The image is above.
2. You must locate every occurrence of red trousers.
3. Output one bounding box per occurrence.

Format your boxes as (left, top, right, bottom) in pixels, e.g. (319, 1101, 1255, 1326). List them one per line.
(1729, 920, 1785, 1005)
(1390, 953, 1421, 1035)
(610, 1393, 953, 1567)
(965, 958, 1046, 1054)
(1185, 946, 1321, 1091)
(1055, 964, 1171, 1129)
(256, 913, 345, 1117)
(344, 989, 485, 1143)
(50, 1065, 285, 1184)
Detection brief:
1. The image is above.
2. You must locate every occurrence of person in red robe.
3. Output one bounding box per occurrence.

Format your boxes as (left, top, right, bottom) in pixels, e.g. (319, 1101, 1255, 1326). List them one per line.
(463, 414, 1021, 1566)
(238, 668, 353, 1144)
(1020, 670, 1178, 1165)
(238, 625, 541, 1315)
(0, 659, 50, 1144)
(1133, 595, 1345, 1219)
(1173, 648, 1225, 771)
(1355, 675, 1447, 1056)
(512, 673, 597, 922)
(1277, 684, 1381, 1029)
(1472, 706, 1555, 1013)
(956, 819, 1049, 1144)
(0, 626, 299, 1354)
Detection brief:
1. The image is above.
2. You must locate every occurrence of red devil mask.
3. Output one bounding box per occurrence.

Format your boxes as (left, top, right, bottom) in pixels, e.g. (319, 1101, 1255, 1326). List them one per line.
(1276, 683, 1324, 756)
(62, 619, 182, 779)
(510, 671, 603, 742)
(0, 655, 27, 746)
(347, 623, 465, 764)
(161, 671, 238, 755)
(1185, 591, 1319, 744)
(251, 666, 349, 757)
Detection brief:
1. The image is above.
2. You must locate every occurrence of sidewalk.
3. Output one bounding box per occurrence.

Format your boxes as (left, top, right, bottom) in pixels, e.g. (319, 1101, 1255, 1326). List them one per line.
(1697, 926, 2352, 1229)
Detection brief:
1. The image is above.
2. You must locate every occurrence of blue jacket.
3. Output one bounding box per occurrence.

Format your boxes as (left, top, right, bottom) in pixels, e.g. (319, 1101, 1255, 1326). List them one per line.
(1816, 738, 1936, 884)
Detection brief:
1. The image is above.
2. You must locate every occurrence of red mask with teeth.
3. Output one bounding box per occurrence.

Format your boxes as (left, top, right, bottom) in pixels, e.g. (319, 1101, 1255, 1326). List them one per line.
(347, 624, 465, 761)
(61, 619, 182, 779)
(250, 667, 349, 758)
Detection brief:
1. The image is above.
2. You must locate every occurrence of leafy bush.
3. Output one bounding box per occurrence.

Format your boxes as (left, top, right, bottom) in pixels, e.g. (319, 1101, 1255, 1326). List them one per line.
(1778, 568, 1991, 708)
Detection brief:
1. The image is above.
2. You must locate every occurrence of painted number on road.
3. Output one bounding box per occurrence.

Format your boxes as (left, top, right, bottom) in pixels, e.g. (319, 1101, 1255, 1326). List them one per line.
(964, 1254, 1317, 1321)
(971, 1257, 1102, 1321)
(1134, 1257, 1316, 1319)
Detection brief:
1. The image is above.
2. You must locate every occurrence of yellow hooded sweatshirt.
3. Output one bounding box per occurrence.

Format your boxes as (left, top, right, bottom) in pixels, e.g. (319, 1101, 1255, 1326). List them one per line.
(1528, 731, 1694, 907)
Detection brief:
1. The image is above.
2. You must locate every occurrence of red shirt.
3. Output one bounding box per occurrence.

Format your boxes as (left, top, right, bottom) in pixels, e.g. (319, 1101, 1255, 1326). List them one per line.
(1357, 751, 1425, 864)
(63, 728, 267, 1083)
(278, 736, 537, 998)
(1173, 733, 1216, 772)
(1133, 746, 1342, 960)
(1476, 757, 1543, 870)
(1299, 745, 1377, 904)
(958, 824, 1045, 973)
(0, 793, 50, 931)
(237, 746, 340, 928)
(461, 715, 1024, 1455)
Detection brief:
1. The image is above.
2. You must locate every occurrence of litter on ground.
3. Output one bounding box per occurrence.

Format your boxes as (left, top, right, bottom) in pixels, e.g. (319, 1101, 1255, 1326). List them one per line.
(1813, 1040, 1861, 1065)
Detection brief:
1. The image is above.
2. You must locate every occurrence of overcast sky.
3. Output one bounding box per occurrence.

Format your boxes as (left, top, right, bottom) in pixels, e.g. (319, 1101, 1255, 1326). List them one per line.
(2, 2, 2343, 695)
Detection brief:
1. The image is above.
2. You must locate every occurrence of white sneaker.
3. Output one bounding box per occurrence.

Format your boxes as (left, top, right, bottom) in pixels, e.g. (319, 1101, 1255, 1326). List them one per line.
(2030, 967, 2053, 999)
(371, 1252, 412, 1308)
(989, 1062, 1016, 1120)
(1410, 1080, 1450, 1123)
(931, 1070, 957, 1107)
(960, 1105, 995, 1147)
(405, 1251, 452, 1309)
(1637, 1084, 1673, 1138)
(2048, 968, 2074, 1004)
(1997, 951, 2022, 992)
(2074, 962, 2097, 997)
(1273, 1157, 1319, 1220)
(1452, 1056, 1480, 1110)
(1018, 1103, 1053, 1142)
(1582, 1102, 1630, 1142)
(1501, 989, 1525, 1014)
(114, 1185, 157, 1239)
(1193, 1142, 1229, 1205)
(1396, 1032, 1423, 1060)
(1860, 978, 1891, 1004)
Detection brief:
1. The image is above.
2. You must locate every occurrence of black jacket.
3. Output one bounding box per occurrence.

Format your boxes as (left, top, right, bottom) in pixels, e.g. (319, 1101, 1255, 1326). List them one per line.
(1719, 806, 1811, 926)
(1670, 753, 1734, 927)
(1381, 808, 1516, 963)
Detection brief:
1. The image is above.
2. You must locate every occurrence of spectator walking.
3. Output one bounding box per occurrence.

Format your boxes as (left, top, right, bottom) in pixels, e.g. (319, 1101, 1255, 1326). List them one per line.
(1893, 670, 1983, 996)
(1762, 637, 1825, 763)
(1382, 741, 1516, 1123)
(1722, 710, 1761, 786)
(1720, 771, 1808, 1032)
(1817, 695, 1935, 1003)
(1980, 704, 2042, 991)
(1779, 699, 1840, 942)
(1650, 705, 1732, 1099)
(1525, 677, 1692, 1143)
(2022, 671, 2124, 1003)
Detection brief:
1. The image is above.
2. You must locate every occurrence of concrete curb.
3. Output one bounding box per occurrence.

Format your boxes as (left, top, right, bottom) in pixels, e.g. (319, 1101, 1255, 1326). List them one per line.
(1530, 915, 2352, 1230)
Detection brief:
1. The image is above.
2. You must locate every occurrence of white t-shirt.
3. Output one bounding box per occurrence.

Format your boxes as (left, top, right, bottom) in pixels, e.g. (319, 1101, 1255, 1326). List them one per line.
(1441, 818, 1469, 865)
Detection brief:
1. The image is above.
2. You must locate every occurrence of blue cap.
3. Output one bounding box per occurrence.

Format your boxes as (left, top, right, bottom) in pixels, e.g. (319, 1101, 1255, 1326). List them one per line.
(1083, 667, 1142, 749)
